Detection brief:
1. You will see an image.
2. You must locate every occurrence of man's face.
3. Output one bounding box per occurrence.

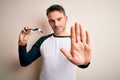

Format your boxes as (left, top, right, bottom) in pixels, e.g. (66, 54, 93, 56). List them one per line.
(47, 11, 68, 35)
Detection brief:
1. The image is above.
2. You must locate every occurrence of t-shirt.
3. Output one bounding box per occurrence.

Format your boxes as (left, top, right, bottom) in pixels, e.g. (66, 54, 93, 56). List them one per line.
(39, 34, 76, 80)
(19, 34, 90, 80)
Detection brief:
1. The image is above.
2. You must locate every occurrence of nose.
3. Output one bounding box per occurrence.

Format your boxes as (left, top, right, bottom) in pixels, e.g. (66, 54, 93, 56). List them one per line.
(54, 20, 59, 26)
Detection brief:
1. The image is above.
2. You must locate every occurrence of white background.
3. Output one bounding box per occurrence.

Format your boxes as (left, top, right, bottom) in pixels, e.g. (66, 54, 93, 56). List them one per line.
(0, 0, 120, 80)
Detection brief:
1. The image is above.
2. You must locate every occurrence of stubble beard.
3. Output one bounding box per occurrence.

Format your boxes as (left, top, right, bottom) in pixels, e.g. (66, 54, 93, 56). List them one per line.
(53, 26, 65, 35)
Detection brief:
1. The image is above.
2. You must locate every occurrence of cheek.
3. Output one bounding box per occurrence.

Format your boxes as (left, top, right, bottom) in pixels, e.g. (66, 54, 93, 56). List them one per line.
(49, 22, 54, 27)
(62, 19, 67, 26)
(50, 25, 54, 29)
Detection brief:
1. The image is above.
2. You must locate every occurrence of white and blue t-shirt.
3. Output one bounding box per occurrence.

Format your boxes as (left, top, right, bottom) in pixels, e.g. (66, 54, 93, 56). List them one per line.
(19, 34, 89, 80)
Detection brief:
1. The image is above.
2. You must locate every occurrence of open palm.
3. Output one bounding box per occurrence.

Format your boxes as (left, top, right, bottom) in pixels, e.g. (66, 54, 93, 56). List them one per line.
(61, 23, 91, 65)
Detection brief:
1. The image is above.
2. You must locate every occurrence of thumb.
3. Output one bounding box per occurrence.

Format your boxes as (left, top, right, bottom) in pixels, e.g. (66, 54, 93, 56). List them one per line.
(61, 48, 72, 60)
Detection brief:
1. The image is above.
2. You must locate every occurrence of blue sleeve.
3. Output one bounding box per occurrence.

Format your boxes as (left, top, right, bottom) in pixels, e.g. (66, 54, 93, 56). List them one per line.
(18, 38, 41, 67)
(77, 62, 90, 69)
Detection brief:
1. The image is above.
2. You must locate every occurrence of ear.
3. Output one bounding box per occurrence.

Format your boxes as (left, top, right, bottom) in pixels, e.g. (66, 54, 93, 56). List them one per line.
(66, 16, 68, 20)
(65, 16, 68, 22)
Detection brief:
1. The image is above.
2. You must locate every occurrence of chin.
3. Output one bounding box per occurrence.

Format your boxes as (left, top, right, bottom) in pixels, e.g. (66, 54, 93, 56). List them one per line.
(54, 31, 62, 35)
(54, 30, 62, 33)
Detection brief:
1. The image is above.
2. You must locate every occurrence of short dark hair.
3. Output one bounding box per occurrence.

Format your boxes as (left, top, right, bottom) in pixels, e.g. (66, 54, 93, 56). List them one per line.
(46, 4, 66, 16)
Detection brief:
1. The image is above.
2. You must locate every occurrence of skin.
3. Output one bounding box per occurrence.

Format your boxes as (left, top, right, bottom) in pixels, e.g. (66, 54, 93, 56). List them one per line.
(19, 10, 91, 65)
(61, 23, 91, 65)
(47, 11, 68, 36)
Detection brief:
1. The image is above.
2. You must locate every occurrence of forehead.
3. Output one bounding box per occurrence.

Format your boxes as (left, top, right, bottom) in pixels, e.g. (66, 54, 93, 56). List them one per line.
(47, 11, 65, 19)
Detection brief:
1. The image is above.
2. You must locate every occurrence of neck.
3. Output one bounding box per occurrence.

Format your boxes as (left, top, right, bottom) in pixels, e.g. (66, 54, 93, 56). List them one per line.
(54, 31, 69, 36)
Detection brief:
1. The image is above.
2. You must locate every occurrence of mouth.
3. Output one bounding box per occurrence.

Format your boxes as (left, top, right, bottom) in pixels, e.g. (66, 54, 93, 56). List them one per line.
(54, 26, 61, 30)
(53, 26, 62, 33)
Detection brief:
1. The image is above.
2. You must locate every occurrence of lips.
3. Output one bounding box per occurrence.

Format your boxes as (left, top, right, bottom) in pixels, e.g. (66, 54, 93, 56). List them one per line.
(54, 26, 61, 30)
(53, 26, 62, 33)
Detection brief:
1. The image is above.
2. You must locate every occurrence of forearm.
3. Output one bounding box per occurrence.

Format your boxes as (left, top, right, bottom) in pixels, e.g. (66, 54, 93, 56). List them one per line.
(18, 44, 40, 66)
(19, 45, 32, 66)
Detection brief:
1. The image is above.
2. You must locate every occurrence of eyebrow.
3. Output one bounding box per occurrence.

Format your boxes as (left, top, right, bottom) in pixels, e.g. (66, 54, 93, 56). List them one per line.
(49, 17, 63, 21)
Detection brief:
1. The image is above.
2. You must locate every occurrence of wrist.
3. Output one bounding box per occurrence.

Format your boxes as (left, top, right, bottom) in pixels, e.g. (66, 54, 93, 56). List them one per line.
(78, 62, 90, 68)
(18, 40, 27, 46)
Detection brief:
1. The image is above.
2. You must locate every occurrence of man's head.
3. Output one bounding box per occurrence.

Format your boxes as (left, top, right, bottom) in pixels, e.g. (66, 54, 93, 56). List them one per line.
(46, 4, 68, 36)
(46, 4, 66, 16)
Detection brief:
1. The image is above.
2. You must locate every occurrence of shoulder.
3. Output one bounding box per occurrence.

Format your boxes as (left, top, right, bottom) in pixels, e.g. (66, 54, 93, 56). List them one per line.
(40, 33, 53, 41)
(36, 33, 53, 45)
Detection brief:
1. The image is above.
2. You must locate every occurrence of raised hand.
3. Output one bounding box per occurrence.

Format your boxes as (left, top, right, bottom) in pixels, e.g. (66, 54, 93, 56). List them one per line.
(61, 23, 91, 65)
(18, 26, 32, 46)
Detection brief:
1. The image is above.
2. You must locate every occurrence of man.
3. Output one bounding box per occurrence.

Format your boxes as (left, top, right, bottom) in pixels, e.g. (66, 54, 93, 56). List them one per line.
(18, 4, 91, 80)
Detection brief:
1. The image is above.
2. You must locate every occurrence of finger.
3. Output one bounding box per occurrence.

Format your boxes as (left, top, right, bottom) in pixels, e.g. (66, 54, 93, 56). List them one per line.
(21, 27, 27, 34)
(24, 26, 30, 32)
(24, 26, 32, 34)
(86, 31, 90, 45)
(80, 24, 85, 43)
(61, 48, 72, 60)
(75, 23, 80, 43)
(71, 26, 76, 44)
(21, 29, 25, 34)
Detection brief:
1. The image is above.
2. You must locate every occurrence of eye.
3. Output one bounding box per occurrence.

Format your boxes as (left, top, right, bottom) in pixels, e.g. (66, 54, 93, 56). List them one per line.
(49, 19, 55, 23)
(57, 17, 62, 21)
